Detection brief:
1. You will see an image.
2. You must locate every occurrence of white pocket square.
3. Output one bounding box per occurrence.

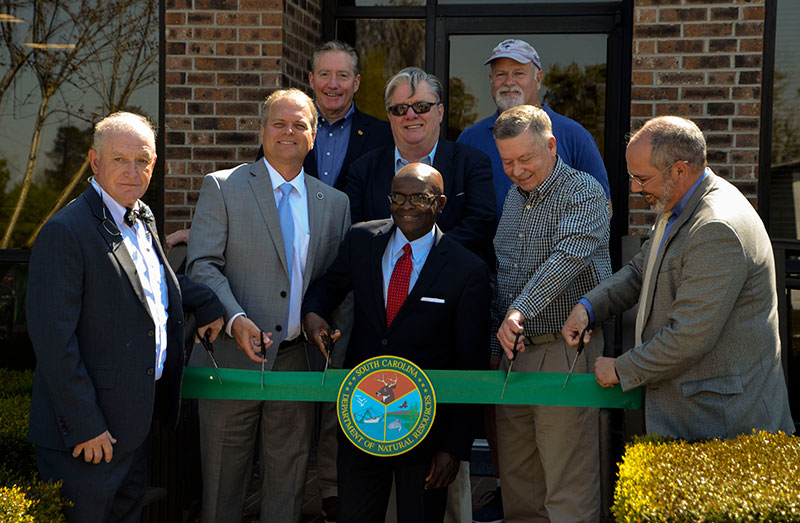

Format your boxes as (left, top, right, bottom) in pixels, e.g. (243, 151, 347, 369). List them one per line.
(420, 297, 445, 304)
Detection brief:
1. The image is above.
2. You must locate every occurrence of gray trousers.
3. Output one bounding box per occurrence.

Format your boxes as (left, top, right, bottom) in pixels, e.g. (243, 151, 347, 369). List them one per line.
(496, 332, 601, 523)
(198, 342, 314, 523)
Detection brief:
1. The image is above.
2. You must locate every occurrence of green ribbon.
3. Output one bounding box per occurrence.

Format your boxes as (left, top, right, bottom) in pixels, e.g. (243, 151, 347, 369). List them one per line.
(182, 367, 641, 409)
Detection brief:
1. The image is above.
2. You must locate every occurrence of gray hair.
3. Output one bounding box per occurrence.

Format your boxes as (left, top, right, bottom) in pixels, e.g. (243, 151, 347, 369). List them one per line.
(311, 40, 359, 76)
(632, 116, 707, 170)
(383, 67, 443, 109)
(261, 88, 318, 133)
(93, 112, 156, 154)
(493, 105, 553, 143)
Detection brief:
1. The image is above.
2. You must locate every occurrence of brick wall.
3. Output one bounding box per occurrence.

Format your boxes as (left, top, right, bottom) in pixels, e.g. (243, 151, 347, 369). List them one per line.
(629, 0, 765, 235)
(163, 0, 321, 235)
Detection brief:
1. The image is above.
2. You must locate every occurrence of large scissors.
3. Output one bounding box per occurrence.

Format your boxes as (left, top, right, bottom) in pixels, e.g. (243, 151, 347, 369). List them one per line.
(563, 325, 592, 390)
(500, 332, 523, 400)
(197, 330, 223, 384)
(260, 330, 267, 390)
(321, 333, 337, 386)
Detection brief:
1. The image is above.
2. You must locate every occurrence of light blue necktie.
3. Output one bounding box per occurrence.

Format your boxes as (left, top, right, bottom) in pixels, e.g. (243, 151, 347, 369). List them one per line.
(278, 183, 294, 279)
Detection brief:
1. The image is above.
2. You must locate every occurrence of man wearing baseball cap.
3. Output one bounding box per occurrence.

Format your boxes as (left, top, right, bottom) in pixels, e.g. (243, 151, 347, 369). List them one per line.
(459, 39, 611, 219)
(461, 38, 610, 523)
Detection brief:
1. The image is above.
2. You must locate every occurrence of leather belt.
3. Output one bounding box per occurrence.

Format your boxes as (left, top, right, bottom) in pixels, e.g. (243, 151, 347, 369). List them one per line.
(278, 334, 305, 350)
(527, 332, 561, 345)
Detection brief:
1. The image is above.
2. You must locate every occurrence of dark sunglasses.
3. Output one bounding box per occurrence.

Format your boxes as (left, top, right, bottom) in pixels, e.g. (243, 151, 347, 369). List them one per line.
(387, 192, 437, 207)
(387, 101, 440, 117)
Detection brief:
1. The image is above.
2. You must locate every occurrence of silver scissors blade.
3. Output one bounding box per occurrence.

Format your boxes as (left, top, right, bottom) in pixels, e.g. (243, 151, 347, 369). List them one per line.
(500, 332, 523, 400)
(563, 325, 590, 390)
(321, 334, 336, 386)
(260, 330, 266, 391)
(198, 331, 223, 385)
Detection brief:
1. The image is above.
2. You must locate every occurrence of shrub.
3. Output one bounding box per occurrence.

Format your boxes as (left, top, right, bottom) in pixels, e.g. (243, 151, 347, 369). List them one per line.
(614, 431, 800, 522)
(0, 486, 34, 523)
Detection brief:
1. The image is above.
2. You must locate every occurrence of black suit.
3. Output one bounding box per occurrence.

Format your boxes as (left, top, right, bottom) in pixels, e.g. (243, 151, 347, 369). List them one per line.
(302, 220, 490, 522)
(26, 186, 208, 523)
(256, 107, 393, 190)
(343, 139, 497, 263)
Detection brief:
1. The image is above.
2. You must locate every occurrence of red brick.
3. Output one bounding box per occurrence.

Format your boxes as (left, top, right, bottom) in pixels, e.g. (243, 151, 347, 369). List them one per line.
(166, 117, 192, 131)
(737, 102, 760, 116)
(683, 55, 731, 69)
(631, 87, 679, 101)
(630, 211, 656, 227)
(731, 118, 759, 131)
(239, 58, 281, 72)
(165, 191, 186, 205)
(655, 102, 704, 116)
(684, 23, 733, 38)
(682, 86, 729, 100)
(732, 86, 761, 99)
(187, 12, 214, 24)
(166, 27, 192, 40)
(659, 7, 707, 22)
(692, 118, 731, 132)
(187, 73, 216, 85)
(237, 117, 262, 131)
(216, 132, 259, 145)
(709, 7, 738, 21)
(733, 165, 756, 179)
(734, 21, 763, 37)
(165, 0, 189, 8)
(165, 207, 191, 220)
(738, 71, 761, 85)
(167, 131, 185, 145)
(195, 88, 229, 101)
(187, 133, 214, 145)
(262, 43, 282, 56)
(634, 24, 681, 39)
(167, 42, 186, 56)
(165, 71, 185, 85)
(217, 73, 261, 86)
(164, 12, 185, 25)
(217, 12, 260, 25)
(216, 102, 260, 115)
(239, 0, 281, 8)
(188, 162, 215, 176)
(194, 117, 237, 130)
(165, 56, 192, 70)
(261, 12, 283, 26)
(217, 43, 260, 56)
(166, 147, 192, 160)
(165, 176, 191, 190)
(657, 72, 704, 85)
(194, 147, 237, 161)
(714, 165, 732, 179)
(188, 102, 215, 115)
(188, 191, 200, 205)
(239, 28, 282, 41)
(194, 57, 237, 71)
(632, 71, 654, 85)
(739, 38, 763, 53)
(735, 134, 759, 148)
(188, 43, 215, 55)
(735, 55, 761, 68)
(743, 6, 765, 20)
(636, 41, 655, 54)
(657, 39, 705, 53)
(707, 150, 729, 164)
(165, 102, 186, 115)
(706, 134, 733, 148)
(708, 71, 736, 84)
(194, 27, 236, 40)
(708, 39, 736, 53)
(166, 86, 192, 100)
(633, 56, 680, 69)
(195, 0, 239, 9)
(707, 102, 735, 116)
(239, 88, 272, 101)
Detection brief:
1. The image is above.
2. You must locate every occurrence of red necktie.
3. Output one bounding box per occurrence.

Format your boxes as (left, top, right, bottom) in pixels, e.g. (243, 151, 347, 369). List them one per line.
(386, 243, 412, 326)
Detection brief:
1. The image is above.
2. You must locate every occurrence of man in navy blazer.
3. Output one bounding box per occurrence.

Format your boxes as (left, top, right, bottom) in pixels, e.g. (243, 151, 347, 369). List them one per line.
(343, 67, 497, 264)
(27, 112, 223, 523)
(303, 163, 490, 522)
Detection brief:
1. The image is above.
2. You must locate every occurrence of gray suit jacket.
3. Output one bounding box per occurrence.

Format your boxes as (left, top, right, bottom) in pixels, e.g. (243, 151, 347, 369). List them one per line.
(585, 171, 794, 440)
(186, 160, 351, 370)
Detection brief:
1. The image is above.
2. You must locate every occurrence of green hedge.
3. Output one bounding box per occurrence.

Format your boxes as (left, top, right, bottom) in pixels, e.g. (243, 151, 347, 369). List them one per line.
(614, 431, 800, 522)
(0, 369, 68, 522)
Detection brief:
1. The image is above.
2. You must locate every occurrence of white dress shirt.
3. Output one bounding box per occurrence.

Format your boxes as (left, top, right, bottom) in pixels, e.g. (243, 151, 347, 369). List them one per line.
(381, 227, 436, 303)
(91, 179, 169, 379)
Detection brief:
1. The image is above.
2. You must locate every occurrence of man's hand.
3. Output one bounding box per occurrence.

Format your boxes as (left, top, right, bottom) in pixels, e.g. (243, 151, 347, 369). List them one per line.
(72, 430, 117, 464)
(165, 228, 190, 249)
(594, 356, 620, 388)
(231, 316, 271, 363)
(196, 316, 224, 344)
(496, 309, 526, 359)
(302, 312, 340, 360)
(424, 451, 459, 490)
(562, 303, 592, 348)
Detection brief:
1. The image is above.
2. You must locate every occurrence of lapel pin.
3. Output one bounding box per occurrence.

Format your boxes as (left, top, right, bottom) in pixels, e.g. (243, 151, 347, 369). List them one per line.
(317, 192, 324, 200)
(357, 129, 364, 135)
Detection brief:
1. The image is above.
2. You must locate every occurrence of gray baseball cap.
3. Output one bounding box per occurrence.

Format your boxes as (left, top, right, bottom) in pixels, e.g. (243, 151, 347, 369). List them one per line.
(484, 39, 542, 70)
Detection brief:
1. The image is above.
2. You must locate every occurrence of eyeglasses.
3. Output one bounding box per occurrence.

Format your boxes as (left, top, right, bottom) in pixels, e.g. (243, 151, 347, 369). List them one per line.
(387, 101, 440, 117)
(387, 192, 437, 207)
(628, 160, 688, 187)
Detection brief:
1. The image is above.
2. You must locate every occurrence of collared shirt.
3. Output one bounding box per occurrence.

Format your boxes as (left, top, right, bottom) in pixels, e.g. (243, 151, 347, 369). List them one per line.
(394, 141, 439, 174)
(457, 105, 611, 217)
(315, 103, 355, 186)
(90, 179, 170, 379)
(492, 156, 611, 357)
(580, 168, 710, 325)
(381, 226, 436, 303)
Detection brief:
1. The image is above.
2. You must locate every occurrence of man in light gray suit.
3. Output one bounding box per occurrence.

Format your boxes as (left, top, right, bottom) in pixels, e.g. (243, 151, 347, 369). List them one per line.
(562, 116, 794, 441)
(187, 88, 351, 523)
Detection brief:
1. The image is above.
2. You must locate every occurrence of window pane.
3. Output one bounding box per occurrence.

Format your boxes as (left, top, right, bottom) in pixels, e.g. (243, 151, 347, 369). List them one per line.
(0, 0, 159, 249)
(447, 33, 607, 152)
(769, 1, 800, 239)
(337, 18, 426, 121)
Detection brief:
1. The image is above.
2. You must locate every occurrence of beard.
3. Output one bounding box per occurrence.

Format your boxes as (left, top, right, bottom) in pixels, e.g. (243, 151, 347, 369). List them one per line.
(646, 174, 676, 213)
(494, 88, 525, 111)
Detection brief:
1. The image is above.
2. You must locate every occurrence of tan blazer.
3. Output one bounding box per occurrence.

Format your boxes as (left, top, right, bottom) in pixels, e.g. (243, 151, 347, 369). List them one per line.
(585, 171, 794, 440)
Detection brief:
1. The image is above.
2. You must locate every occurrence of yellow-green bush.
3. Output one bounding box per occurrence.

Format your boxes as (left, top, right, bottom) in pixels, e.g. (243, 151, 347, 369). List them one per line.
(614, 431, 800, 522)
(0, 486, 35, 523)
(0, 369, 67, 522)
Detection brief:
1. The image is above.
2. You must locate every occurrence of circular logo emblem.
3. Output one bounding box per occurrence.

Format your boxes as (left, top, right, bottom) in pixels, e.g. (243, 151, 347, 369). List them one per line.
(337, 356, 436, 457)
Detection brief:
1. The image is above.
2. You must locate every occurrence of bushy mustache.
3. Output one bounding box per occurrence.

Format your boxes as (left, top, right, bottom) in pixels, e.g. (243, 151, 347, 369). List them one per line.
(497, 87, 524, 96)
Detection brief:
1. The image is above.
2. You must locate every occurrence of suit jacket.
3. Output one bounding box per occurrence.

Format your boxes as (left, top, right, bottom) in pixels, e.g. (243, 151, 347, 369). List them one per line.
(584, 172, 794, 440)
(255, 107, 394, 191)
(186, 160, 351, 370)
(302, 221, 490, 460)
(343, 139, 497, 263)
(304, 107, 393, 191)
(27, 186, 185, 455)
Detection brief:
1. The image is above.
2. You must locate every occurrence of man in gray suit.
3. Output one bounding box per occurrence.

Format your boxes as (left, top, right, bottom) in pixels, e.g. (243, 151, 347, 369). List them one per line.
(187, 88, 351, 523)
(562, 116, 794, 440)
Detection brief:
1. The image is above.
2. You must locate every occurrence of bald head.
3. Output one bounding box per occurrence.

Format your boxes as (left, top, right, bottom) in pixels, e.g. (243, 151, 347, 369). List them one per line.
(393, 163, 444, 197)
(629, 116, 707, 174)
(389, 163, 446, 241)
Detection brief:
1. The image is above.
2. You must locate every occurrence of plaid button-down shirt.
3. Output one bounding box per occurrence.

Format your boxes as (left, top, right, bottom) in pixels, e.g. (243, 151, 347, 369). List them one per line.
(491, 156, 612, 356)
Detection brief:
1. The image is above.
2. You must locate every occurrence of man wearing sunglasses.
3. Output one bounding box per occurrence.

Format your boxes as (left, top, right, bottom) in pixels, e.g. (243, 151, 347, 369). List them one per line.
(302, 163, 490, 523)
(343, 67, 497, 265)
(562, 116, 793, 441)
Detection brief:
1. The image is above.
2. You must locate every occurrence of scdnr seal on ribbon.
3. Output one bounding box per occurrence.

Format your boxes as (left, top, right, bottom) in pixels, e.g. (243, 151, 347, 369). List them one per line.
(337, 356, 436, 457)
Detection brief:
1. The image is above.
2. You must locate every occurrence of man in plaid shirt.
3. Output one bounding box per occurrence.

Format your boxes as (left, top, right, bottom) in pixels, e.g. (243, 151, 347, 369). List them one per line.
(491, 105, 611, 522)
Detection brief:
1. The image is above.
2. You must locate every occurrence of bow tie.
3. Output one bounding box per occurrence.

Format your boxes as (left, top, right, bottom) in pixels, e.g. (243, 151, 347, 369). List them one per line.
(124, 204, 154, 228)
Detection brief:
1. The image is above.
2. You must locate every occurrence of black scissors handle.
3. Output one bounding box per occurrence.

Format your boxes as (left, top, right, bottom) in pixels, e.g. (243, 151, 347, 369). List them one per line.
(197, 330, 223, 385)
(563, 324, 592, 390)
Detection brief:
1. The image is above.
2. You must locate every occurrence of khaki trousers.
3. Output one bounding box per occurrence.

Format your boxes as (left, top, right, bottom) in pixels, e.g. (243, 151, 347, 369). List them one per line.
(496, 332, 601, 523)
